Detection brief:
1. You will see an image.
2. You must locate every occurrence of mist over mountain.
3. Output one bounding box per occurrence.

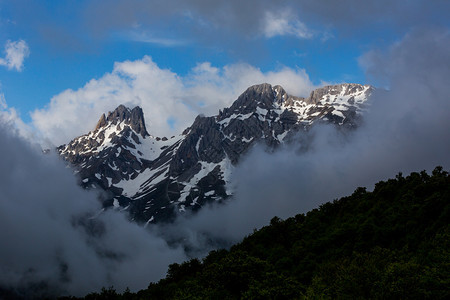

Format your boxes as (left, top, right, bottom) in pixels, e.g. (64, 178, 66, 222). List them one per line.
(0, 123, 186, 297)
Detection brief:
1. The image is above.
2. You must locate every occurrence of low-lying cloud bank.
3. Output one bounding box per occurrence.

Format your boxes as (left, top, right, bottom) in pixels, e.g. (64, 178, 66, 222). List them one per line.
(0, 123, 186, 297)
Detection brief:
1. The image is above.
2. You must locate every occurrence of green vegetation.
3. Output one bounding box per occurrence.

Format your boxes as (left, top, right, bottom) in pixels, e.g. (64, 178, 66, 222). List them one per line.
(68, 167, 450, 299)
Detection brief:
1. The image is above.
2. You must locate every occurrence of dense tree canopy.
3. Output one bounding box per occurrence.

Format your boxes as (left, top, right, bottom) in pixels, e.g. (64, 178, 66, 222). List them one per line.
(66, 167, 450, 299)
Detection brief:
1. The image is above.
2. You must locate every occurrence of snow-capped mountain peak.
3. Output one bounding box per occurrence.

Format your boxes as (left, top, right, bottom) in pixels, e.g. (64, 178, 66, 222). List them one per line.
(58, 105, 179, 209)
(59, 83, 373, 224)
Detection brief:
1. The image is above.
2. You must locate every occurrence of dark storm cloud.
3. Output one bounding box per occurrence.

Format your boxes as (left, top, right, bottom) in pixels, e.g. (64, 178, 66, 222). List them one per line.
(84, 0, 278, 37)
(0, 0, 445, 72)
(83, 0, 450, 38)
(0, 123, 186, 297)
(7, 0, 449, 51)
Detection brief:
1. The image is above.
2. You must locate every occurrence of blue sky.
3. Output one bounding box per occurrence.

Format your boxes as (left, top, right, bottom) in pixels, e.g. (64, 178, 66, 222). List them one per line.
(0, 0, 449, 145)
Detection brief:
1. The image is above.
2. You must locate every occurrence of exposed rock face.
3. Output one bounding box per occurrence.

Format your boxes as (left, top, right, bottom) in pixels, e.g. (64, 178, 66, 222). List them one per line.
(58, 83, 373, 224)
(305, 83, 371, 105)
(95, 113, 107, 131)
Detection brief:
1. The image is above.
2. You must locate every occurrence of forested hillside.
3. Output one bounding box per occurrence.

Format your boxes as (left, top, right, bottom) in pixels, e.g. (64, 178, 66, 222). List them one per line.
(68, 166, 450, 299)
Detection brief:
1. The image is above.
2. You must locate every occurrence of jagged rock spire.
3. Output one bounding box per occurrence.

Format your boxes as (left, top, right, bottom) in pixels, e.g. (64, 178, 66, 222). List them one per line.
(95, 113, 107, 131)
(129, 107, 149, 138)
(95, 105, 149, 137)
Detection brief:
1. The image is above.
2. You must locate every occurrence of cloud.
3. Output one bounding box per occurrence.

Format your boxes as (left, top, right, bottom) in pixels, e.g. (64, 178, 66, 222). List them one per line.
(81, 0, 449, 43)
(0, 93, 34, 141)
(263, 10, 313, 39)
(3, 0, 449, 65)
(0, 40, 30, 71)
(0, 124, 186, 297)
(359, 28, 450, 90)
(31, 57, 315, 146)
(124, 30, 189, 47)
(5, 1, 449, 66)
(161, 28, 450, 247)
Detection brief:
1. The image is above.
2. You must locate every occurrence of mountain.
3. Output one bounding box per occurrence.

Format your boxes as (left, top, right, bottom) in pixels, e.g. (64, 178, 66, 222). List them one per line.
(58, 83, 373, 224)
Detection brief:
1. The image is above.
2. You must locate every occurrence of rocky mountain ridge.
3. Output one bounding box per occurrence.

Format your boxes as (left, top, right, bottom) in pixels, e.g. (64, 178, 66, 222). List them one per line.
(58, 83, 373, 224)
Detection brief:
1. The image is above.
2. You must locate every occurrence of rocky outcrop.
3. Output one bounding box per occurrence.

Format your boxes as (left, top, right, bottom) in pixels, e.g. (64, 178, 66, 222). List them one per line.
(104, 105, 149, 137)
(305, 83, 373, 105)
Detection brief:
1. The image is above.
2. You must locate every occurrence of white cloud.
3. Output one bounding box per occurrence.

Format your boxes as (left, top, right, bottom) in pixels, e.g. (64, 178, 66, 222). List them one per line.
(0, 93, 34, 141)
(0, 40, 30, 71)
(31, 56, 315, 146)
(127, 30, 188, 47)
(263, 10, 313, 39)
